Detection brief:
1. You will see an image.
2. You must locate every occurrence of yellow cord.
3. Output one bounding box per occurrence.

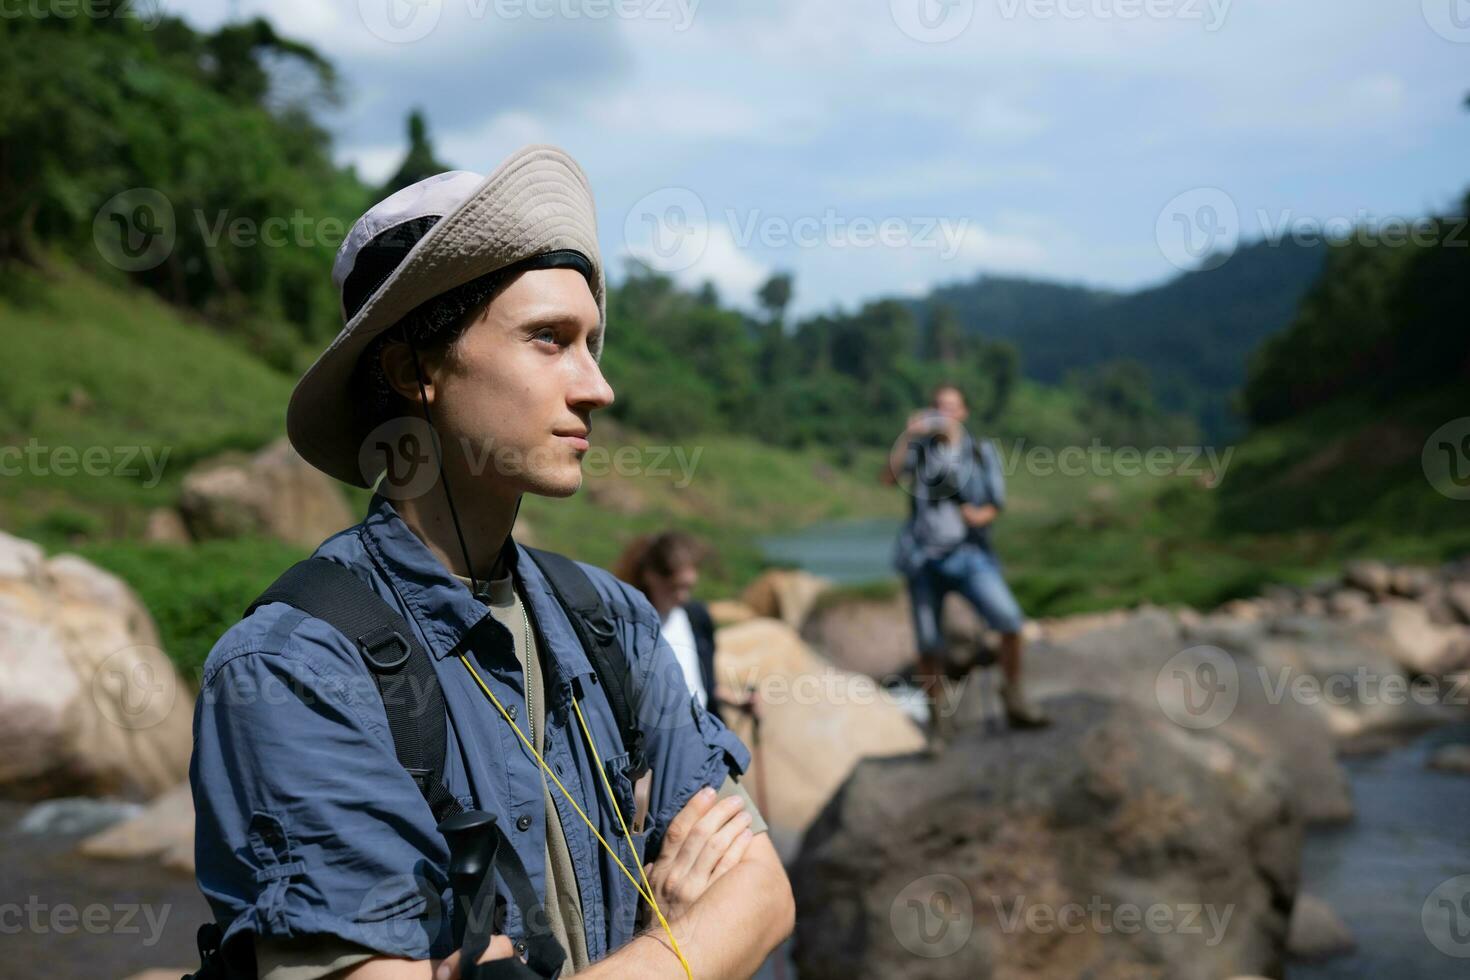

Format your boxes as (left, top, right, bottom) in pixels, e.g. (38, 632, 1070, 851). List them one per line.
(573, 697, 693, 979)
(456, 654, 693, 980)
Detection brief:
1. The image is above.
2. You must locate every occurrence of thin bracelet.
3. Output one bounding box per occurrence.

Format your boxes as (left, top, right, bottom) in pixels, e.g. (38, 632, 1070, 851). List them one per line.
(635, 930, 682, 968)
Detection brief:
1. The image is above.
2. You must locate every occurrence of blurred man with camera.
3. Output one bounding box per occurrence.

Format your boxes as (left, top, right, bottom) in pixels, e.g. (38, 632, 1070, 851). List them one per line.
(882, 383, 1049, 750)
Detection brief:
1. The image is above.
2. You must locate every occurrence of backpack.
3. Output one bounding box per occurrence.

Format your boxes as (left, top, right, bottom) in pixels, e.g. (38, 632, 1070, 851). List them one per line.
(182, 546, 645, 980)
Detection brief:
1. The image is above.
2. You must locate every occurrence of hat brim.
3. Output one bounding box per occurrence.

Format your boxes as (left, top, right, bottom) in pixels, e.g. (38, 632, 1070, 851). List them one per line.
(287, 145, 606, 488)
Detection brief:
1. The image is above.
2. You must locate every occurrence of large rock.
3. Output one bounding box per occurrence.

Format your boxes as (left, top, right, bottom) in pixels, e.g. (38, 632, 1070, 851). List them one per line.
(1428, 744, 1470, 774)
(0, 531, 193, 800)
(740, 569, 831, 631)
(1019, 608, 1354, 824)
(1343, 560, 1392, 597)
(1358, 600, 1470, 679)
(713, 617, 924, 860)
(178, 436, 353, 547)
(791, 695, 1300, 980)
(801, 590, 915, 679)
(78, 780, 195, 873)
(1248, 613, 1459, 747)
(1446, 582, 1470, 625)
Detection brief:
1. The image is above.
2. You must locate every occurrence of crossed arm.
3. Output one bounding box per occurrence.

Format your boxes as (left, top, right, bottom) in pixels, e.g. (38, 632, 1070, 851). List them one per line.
(342, 787, 793, 980)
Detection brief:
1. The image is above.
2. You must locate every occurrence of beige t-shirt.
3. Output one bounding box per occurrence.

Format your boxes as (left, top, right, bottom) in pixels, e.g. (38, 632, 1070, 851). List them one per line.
(466, 567, 591, 976)
(255, 565, 764, 979)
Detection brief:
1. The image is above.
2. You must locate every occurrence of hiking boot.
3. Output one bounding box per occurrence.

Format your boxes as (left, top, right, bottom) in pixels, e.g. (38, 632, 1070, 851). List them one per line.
(925, 700, 953, 756)
(1001, 678, 1050, 730)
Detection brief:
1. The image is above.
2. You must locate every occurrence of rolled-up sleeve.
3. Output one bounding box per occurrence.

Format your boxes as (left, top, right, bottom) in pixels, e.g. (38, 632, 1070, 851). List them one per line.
(190, 612, 452, 962)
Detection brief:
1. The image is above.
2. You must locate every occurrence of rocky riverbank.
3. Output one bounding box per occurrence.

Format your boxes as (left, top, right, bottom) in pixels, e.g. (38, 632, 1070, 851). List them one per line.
(3, 527, 1467, 978)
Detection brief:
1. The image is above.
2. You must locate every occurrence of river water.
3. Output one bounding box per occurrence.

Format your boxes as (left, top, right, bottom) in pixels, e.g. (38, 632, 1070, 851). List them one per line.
(1288, 723, 1470, 979)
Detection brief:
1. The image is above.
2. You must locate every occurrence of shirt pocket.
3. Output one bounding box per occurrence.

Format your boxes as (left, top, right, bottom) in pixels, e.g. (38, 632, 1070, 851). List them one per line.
(600, 751, 639, 831)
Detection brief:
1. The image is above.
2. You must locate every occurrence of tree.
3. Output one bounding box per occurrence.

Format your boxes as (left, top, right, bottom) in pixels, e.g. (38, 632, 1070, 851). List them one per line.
(757, 271, 793, 326)
(379, 110, 452, 197)
(924, 304, 965, 364)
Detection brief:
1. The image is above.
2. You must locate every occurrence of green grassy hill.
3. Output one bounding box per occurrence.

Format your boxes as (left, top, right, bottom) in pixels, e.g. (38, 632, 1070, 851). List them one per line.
(982, 384, 1470, 619)
(0, 258, 293, 541)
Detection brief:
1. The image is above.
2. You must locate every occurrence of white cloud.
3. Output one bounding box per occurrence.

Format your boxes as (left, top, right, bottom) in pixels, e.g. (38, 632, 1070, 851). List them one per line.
(618, 220, 771, 308)
(166, 0, 1470, 305)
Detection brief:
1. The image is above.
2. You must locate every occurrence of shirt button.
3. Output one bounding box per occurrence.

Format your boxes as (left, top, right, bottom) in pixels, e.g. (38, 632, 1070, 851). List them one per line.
(507, 704, 518, 720)
(514, 940, 528, 957)
(516, 815, 532, 832)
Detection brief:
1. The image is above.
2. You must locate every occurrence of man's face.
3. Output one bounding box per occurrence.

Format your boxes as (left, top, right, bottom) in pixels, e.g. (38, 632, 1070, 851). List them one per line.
(934, 387, 969, 425)
(425, 267, 612, 498)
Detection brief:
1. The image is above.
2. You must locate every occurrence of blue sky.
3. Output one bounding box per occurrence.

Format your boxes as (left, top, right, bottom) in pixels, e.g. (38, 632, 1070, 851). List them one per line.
(176, 0, 1470, 317)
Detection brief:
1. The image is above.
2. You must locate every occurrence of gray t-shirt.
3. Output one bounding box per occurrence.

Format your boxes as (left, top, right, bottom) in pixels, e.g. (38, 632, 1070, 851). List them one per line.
(908, 439, 971, 557)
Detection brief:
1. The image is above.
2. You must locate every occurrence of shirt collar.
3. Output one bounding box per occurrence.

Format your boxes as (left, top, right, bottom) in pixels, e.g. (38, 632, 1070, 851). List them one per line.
(357, 494, 597, 692)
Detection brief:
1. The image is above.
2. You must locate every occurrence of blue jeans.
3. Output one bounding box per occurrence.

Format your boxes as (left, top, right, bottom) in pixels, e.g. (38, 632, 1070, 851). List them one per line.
(906, 544, 1025, 656)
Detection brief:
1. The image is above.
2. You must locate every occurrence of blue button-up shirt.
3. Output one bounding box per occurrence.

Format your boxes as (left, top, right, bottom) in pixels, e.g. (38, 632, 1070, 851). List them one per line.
(892, 431, 1007, 575)
(190, 492, 751, 963)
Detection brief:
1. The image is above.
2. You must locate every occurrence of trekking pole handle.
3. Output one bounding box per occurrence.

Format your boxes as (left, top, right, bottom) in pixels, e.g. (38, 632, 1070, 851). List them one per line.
(439, 810, 502, 948)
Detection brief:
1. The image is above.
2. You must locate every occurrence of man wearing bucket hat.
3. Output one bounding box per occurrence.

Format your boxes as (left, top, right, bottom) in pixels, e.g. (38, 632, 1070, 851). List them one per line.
(189, 145, 792, 980)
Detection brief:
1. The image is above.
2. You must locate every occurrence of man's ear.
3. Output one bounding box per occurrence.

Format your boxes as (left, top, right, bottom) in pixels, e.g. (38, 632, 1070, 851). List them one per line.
(379, 338, 438, 407)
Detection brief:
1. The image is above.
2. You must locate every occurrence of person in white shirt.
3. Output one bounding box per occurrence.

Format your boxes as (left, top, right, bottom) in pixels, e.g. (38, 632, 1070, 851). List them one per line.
(614, 531, 751, 715)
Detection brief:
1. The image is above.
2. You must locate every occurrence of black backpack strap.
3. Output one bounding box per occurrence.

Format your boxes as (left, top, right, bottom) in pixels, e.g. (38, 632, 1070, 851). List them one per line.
(523, 547, 647, 783)
(246, 559, 464, 824)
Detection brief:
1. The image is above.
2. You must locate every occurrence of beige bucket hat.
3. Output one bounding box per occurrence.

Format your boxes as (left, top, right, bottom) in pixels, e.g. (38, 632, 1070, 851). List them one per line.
(286, 144, 605, 488)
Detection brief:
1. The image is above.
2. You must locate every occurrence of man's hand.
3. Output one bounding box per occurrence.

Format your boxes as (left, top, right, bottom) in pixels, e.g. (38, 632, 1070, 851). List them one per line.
(427, 935, 516, 980)
(904, 410, 937, 437)
(642, 787, 754, 921)
(961, 503, 997, 528)
(334, 935, 516, 979)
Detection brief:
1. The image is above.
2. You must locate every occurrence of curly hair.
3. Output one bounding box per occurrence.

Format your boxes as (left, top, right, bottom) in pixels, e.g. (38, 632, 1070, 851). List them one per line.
(349, 266, 519, 434)
(613, 531, 711, 599)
